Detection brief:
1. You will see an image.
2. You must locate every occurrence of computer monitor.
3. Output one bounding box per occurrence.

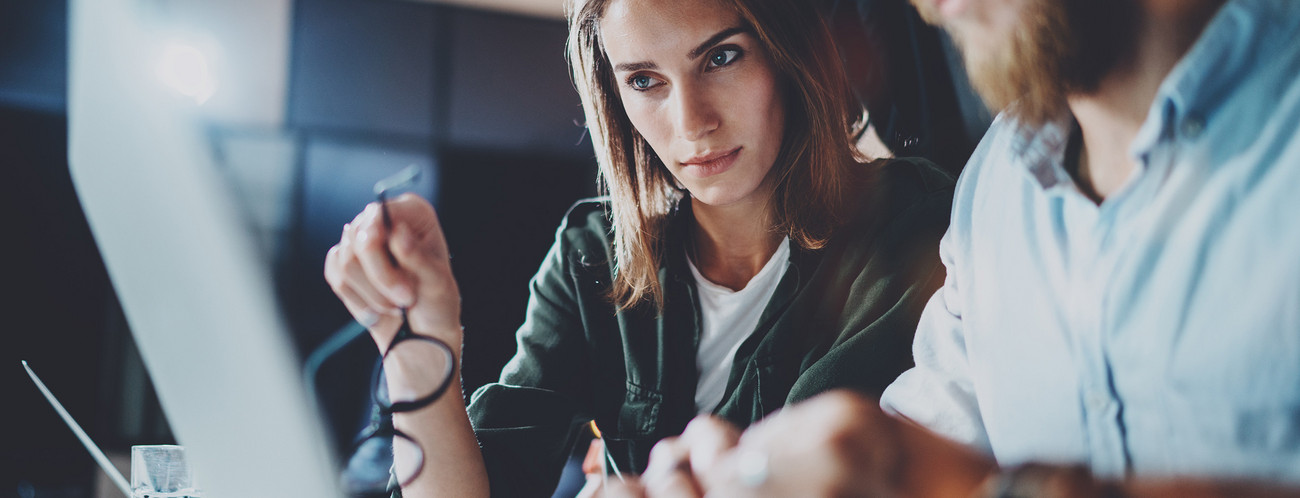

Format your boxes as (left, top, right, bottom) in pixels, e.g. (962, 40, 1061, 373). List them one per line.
(66, 0, 345, 495)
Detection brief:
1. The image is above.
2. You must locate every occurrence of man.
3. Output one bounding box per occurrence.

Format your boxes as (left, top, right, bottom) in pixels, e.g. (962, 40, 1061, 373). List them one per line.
(606, 0, 1300, 496)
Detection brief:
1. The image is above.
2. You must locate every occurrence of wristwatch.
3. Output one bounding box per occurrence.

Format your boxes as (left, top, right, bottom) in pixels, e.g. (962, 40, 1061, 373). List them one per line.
(972, 463, 1127, 498)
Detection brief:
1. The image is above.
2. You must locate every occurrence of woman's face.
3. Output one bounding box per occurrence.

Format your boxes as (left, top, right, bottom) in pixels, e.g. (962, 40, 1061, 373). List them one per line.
(600, 0, 786, 209)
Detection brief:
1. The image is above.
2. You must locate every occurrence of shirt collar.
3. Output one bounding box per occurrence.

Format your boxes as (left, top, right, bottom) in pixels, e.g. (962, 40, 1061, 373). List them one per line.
(1130, 0, 1278, 159)
(1006, 0, 1279, 188)
(1006, 113, 1076, 192)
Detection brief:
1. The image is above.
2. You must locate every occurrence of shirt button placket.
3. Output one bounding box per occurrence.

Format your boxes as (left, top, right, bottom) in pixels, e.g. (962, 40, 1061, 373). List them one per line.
(1085, 387, 1127, 477)
(1086, 391, 1108, 411)
(1083, 206, 1129, 478)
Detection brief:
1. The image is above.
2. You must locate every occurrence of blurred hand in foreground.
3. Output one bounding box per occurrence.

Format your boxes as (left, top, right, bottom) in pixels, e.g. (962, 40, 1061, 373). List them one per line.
(606, 390, 994, 498)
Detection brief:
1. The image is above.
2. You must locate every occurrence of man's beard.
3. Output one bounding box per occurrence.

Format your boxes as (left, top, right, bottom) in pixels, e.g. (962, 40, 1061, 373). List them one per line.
(919, 0, 1139, 127)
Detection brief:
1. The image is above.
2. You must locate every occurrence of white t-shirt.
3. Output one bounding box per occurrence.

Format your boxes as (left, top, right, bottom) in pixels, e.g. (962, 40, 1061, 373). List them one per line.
(687, 238, 791, 413)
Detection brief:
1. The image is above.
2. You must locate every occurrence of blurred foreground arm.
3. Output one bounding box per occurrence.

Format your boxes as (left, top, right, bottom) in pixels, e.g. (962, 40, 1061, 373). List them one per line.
(618, 391, 1300, 498)
(617, 391, 992, 498)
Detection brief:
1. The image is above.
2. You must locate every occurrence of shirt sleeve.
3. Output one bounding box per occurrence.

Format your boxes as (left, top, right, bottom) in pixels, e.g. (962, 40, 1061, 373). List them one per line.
(464, 207, 600, 498)
(879, 222, 992, 454)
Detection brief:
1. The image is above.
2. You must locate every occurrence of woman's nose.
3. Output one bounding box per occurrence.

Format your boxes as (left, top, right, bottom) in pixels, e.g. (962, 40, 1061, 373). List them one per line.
(672, 83, 720, 141)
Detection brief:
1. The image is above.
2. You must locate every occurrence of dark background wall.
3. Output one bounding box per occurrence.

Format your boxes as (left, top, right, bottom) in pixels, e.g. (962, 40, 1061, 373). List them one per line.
(2, 0, 113, 495)
(0, 0, 596, 496)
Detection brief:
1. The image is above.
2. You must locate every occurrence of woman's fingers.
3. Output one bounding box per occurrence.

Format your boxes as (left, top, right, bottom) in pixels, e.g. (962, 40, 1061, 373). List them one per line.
(644, 470, 703, 498)
(681, 416, 741, 481)
(331, 277, 379, 326)
(641, 436, 706, 498)
(326, 243, 402, 349)
(693, 391, 932, 497)
(324, 193, 464, 348)
(598, 478, 647, 498)
(637, 416, 740, 496)
(644, 437, 689, 484)
(389, 224, 463, 340)
(385, 194, 454, 281)
(335, 283, 402, 348)
(362, 194, 458, 305)
(352, 204, 416, 307)
(332, 232, 402, 316)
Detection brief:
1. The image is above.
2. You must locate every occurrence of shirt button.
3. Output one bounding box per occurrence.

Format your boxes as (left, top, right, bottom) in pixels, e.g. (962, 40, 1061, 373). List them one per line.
(1086, 392, 1109, 411)
(1181, 117, 1204, 139)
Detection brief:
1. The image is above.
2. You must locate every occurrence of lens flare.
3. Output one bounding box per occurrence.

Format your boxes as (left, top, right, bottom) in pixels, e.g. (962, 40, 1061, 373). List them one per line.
(156, 43, 217, 104)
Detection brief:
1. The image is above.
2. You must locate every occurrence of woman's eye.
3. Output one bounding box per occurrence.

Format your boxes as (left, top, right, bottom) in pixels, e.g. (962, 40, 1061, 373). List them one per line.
(628, 74, 661, 91)
(707, 48, 741, 68)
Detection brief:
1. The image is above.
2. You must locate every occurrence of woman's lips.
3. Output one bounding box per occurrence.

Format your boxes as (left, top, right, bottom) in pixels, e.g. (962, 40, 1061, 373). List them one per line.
(680, 147, 741, 178)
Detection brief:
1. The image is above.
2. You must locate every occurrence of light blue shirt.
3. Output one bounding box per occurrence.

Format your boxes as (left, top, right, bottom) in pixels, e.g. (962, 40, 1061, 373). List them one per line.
(880, 0, 1300, 483)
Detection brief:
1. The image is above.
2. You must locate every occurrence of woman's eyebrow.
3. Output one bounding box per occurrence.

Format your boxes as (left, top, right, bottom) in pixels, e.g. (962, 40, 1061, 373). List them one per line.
(615, 61, 657, 73)
(612, 26, 750, 73)
(687, 26, 749, 59)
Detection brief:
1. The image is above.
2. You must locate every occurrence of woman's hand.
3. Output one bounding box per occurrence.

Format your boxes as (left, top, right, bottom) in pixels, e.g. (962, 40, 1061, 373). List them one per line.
(323, 193, 463, 354)
(325, 197, 488, 498)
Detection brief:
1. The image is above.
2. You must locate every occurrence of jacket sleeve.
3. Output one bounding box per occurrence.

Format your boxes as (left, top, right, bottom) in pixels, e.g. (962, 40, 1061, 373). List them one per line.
(465, 205, 603, 498)
(879, 170, 991, 454)
(786, 172, 953, 403)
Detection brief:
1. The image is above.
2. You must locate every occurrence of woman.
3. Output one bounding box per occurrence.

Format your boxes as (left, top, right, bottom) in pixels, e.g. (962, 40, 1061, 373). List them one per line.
(323, 0, 953, 495)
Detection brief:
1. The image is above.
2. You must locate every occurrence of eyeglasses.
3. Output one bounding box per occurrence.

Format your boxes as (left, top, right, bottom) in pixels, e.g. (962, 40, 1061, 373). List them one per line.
(341, 165, 457, 496)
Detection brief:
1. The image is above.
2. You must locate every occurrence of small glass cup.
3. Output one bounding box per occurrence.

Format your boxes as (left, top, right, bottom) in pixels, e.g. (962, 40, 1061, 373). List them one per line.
(130, 445, 201, 498)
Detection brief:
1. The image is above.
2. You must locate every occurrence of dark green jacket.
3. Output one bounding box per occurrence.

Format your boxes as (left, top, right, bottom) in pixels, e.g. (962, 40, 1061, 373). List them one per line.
(466, 158, 953, 496)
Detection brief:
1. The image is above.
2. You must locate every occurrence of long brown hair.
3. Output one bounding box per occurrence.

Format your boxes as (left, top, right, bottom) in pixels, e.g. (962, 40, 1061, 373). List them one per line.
(568, 0, 865, 311)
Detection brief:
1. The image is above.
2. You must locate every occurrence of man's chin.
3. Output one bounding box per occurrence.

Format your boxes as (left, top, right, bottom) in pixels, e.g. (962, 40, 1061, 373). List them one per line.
(942, 0, 1137, 126)
(958, 2, 1074, 126)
